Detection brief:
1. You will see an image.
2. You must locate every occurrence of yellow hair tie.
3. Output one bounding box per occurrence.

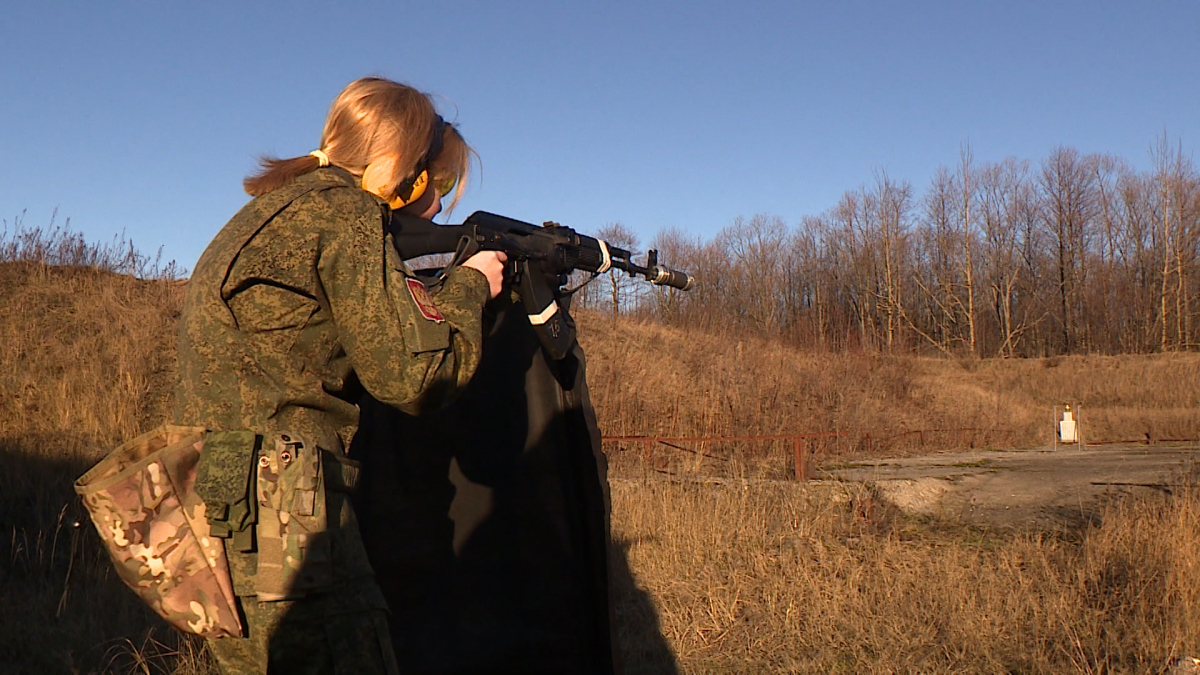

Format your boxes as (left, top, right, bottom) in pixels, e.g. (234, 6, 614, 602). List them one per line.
(309, 150, 331, 167)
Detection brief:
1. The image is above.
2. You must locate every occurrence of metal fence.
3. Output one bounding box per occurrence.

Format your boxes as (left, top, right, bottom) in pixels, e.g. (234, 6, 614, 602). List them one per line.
(601, 427, 1017, 481)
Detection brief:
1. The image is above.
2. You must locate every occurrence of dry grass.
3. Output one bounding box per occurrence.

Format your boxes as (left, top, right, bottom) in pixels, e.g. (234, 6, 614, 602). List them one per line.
(3, 224, 1199, 673)
(611, 476, 1200, 674)
(0, 223, 206, 674)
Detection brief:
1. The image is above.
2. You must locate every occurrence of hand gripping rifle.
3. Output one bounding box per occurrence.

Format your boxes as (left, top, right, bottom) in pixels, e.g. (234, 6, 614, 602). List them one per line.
(387, 211, 694, 360)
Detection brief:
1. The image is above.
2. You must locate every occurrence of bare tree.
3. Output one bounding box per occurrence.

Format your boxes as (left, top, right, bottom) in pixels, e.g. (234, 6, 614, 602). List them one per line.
(1038, 147, 1098, 354)
(594, 222, 640, 320)
(830, 190, 878, 348)
(871, 173, 914, 350)
(720, 214, 790, 333)
(1113, 170, 1160, 352)
(912, 166, 966, 354)
(978, 158, 1034, 357)
(956, 147, 979, 355)
(1151, 134, 1200, 350)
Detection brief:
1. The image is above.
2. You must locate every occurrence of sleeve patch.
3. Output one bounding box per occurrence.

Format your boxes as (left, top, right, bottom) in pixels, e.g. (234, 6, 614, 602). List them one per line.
(406, 278, 445, 323)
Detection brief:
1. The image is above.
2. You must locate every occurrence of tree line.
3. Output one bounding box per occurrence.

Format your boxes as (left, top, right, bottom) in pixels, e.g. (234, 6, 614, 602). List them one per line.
(575, 137, 1199, 357)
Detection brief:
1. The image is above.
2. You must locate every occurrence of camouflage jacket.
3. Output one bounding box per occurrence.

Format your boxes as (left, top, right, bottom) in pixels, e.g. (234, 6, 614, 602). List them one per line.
(174, 167, 489, 453)
(172, 168, 488, 604)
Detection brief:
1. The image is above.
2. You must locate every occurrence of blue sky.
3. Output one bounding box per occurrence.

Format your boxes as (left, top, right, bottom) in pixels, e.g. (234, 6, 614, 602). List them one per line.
(2, 1, 1196, 271)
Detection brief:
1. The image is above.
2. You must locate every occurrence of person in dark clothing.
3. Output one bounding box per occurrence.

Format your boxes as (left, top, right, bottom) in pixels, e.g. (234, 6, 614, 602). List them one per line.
(351, 290, 621, 674)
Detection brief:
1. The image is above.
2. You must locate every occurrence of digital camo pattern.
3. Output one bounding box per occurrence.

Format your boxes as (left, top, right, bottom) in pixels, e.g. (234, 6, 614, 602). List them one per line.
(75, 425, 243, 638)
(192, 430, 259, 552)
(173, 167, 489, 601)
(174, 166, 490, 456)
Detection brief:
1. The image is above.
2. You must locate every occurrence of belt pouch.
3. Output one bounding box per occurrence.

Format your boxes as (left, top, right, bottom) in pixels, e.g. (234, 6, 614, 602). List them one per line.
(193, 430, 261, 553)
(255, 434, 332, 600)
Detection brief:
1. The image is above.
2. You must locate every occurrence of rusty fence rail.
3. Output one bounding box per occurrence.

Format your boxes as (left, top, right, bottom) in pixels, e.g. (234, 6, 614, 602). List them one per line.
(1085, 437, 1199, 446)
(866, 427, 1013, 451)
(603, 432, 846, 481)
(601, 427, 1015, 481)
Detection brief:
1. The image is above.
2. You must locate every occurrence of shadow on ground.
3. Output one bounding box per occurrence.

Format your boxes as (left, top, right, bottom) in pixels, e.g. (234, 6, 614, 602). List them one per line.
(0, 434, 209, 675)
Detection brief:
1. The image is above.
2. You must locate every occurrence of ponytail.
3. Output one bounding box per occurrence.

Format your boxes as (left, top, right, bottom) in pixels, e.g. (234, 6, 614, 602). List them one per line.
(243, 155, 324, 196)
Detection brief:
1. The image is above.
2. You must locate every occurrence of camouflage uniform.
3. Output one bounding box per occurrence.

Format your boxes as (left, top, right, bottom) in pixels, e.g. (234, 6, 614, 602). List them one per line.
(173, 167, 489, 674)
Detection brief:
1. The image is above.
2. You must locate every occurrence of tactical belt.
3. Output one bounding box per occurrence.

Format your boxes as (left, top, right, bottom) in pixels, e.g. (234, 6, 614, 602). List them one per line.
(195, 431, 359, 554)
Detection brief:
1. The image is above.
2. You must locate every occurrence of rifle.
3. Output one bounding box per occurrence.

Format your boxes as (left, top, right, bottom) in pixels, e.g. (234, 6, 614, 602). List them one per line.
(387, 211, 695, 359)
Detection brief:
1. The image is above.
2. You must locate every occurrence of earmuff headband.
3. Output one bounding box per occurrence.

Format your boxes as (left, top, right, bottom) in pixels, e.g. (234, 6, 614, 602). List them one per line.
(388, 115, 447, 209)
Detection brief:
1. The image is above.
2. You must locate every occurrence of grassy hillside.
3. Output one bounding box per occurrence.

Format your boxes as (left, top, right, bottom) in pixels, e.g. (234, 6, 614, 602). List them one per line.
(3, 243, 1200, 673)
(577, 312, 1200, 478)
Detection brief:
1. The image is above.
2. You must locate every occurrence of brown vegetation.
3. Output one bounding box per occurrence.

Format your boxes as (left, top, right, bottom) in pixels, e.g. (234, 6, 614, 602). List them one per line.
(3, 224, 1200, 673)
(578, 312, 1200, 479)
(613, 478, 1200, 673)
(0, 232, 206, 672)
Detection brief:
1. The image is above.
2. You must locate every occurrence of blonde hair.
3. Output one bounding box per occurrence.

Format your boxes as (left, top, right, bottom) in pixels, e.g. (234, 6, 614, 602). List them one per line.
(243, 77, 474, 210)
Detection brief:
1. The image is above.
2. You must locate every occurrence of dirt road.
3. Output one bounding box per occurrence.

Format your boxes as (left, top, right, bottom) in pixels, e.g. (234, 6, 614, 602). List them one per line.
(823, 443, 1200, 529)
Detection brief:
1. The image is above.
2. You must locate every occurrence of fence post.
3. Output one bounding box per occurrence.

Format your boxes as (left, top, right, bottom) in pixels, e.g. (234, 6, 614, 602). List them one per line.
(793, 437, 806, 482)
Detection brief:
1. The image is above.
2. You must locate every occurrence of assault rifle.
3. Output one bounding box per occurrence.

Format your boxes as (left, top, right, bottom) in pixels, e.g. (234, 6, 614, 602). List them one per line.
(387, 211, 694, 359)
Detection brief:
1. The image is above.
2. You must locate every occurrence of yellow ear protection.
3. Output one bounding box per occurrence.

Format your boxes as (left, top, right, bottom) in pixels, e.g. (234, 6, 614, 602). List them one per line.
(365, 115, 447, 210)
(392, 167, 431, 208)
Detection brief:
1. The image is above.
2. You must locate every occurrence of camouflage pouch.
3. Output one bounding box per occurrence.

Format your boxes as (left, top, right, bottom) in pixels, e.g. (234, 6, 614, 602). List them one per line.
(74, 425, 244, 638)
(254, 433, 333, 601)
